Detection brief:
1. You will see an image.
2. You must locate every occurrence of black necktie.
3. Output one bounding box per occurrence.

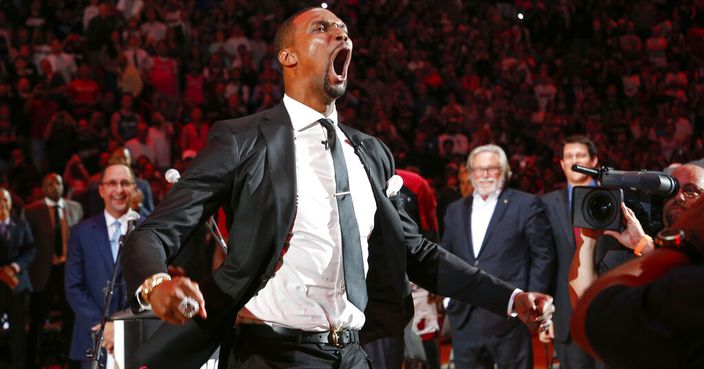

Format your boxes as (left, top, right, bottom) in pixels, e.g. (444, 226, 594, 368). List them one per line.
(318, 118, 368, 311)
(54, 205, 63, 257)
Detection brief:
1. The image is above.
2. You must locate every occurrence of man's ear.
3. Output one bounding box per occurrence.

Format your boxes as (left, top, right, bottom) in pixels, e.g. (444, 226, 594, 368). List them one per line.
(278, 48, 297, 67)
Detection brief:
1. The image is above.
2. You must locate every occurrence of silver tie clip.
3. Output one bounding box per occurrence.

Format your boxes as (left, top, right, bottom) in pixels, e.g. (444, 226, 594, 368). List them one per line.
(333, 191, 351, 197)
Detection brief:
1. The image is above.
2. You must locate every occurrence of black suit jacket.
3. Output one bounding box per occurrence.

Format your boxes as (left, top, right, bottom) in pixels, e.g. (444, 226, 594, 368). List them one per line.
(0, 217, 36, 293)
(22, 199, 83, 291)
(441, 188, 555, 336)
(541, 188, 618, 343)
(121, 103, 517, 368)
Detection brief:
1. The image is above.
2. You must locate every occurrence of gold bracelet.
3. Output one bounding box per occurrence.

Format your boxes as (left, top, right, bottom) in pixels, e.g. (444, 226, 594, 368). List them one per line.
(634, 235, 653, 256)
(140, 274, 172, 305)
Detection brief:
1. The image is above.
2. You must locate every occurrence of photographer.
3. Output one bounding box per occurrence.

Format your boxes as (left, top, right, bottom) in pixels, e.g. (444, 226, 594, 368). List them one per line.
(563, 164, 703, 369)
(569, 163, 704, 305)
(571, 191, 704, 369)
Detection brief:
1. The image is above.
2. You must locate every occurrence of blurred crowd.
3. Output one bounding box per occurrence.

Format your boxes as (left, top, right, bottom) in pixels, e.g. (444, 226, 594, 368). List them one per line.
(0, 0, 704, 366)
(0, 0, 703, 209)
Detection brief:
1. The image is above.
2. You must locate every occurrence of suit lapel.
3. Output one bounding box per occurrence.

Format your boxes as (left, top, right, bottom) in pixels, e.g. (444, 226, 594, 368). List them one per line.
(554, 189, 575, 247)
(91, 216, 114, 271)
(7, 220, 17, 246)
(462, 196, 476, 260)
(260, 103, 297, 256)
(478, 189, 511, 257)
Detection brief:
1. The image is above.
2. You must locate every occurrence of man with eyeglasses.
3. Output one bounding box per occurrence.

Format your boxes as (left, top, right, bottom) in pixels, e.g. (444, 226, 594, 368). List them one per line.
(65, 164, 136, 369)
(570, 164, 704, 282)
(440, 144, 555, 369)
(570, 171, 704, 369)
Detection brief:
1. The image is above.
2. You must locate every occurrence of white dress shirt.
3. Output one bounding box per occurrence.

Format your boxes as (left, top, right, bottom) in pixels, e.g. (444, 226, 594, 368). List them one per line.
(104, 211, 131, 246)
(238, 95, 377, 331)
(470, 190, 500, 257)
(45, 197, 65, 219)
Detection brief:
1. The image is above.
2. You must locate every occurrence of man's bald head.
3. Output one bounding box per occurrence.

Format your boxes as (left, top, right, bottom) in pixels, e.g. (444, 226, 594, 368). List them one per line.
(273, 7, 316, 53)
(664, 164, 704, 226)
(671, 164, 704, 189)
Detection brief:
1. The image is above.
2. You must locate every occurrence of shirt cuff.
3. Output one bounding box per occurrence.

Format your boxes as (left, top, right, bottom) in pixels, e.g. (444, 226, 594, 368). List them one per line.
(10, 263, 20, 274)
(135, 272, 171, 311)
(507, 288, 523, 317)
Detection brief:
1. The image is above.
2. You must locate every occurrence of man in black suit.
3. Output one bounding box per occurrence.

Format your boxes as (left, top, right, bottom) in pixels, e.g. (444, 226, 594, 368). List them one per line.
(0, 187, 36, 369)
(121, 7, 554, 369)
(540, 135, 606, 369)
(23, 173, 84, 369)
(441, 144, 555, 369)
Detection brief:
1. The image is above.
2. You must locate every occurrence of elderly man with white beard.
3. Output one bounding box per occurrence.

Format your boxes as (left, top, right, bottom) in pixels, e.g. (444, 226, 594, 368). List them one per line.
(440, 144, 555, 369)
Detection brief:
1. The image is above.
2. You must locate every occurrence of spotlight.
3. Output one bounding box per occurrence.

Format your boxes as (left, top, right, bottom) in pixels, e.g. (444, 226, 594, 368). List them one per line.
(321, 2, 328, 8)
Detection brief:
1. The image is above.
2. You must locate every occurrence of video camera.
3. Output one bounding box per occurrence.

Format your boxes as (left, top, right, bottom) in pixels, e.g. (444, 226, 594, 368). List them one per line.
(571, 165, 679, 235)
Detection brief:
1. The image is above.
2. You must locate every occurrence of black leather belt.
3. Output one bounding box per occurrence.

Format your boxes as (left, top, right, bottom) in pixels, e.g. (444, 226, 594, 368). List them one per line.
(237, 324, 360, 347)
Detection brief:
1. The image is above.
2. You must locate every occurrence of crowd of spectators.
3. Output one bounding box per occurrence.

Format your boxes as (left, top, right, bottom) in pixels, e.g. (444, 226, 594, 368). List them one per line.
(0, 0, 703, 366)
(0, 0, 703, 210)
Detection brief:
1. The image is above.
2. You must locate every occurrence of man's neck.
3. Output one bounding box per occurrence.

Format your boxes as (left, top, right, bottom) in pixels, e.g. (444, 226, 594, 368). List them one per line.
(569, 180, 593, 187)
(106, 209, 128, 220)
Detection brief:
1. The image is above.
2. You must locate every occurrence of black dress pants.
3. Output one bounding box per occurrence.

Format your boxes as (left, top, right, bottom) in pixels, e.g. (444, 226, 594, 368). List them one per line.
(229, 333, 371, 369)
(0, 284, 28, 369)
(26, 264, 76, 369)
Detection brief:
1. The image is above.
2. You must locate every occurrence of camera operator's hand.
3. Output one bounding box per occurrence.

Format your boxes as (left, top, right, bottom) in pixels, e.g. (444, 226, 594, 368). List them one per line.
(604, 203, 654, 255)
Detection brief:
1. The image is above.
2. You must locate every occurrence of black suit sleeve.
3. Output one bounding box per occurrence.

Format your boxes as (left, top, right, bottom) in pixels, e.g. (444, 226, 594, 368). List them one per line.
(373, 140, 515, 316)
(122, 122, 240, 298)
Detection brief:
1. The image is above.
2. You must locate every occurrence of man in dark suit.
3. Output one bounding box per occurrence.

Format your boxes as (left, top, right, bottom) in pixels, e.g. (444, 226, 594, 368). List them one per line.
(85, 148, 154, 219)
(0, 187, 36, 369)
(65, 164, 135, 368)
(23, 173, 84, 369)
(441, 144, 555, 369)
(121, 7, 554, 369)
(540, 135, 605, 369)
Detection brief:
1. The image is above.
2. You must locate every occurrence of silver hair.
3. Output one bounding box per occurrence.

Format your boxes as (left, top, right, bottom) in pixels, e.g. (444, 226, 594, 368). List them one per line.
(466, 144, 512, 180)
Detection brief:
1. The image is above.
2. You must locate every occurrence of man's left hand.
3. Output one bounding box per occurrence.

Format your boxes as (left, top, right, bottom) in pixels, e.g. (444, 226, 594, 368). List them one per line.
(514, 292, 554, 332)
(91, 322, 115, 354)
(0, 265, 18, 289)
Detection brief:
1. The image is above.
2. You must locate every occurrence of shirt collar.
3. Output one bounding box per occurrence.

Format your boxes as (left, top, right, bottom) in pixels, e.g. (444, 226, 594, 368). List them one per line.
(283, 94, 338, 132)
(44, 197, 65, 208)
(104, 210, 130, 228)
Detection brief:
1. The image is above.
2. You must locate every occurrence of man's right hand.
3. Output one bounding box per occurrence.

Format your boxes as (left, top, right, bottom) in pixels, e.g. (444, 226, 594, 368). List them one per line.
(149, 276, 207, 324)
(604, 203, 650, 252)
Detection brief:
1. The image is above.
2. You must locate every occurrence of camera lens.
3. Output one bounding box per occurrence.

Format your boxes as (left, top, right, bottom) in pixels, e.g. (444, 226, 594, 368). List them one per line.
(583, 190, 618, 228)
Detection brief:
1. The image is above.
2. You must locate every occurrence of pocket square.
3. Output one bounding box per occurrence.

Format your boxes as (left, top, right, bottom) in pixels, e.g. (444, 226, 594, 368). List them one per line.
(385, 175, 403, 198)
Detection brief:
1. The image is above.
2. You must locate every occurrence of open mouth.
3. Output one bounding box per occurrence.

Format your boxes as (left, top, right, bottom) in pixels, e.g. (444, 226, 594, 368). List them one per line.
(330, 48, 351, 82)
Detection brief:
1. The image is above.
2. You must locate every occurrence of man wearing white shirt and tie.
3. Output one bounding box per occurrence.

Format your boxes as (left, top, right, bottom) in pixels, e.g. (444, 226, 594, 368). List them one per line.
(23, 173, 83, 369)
(66, 164, 135, 369)
(441, 144, 555, 369)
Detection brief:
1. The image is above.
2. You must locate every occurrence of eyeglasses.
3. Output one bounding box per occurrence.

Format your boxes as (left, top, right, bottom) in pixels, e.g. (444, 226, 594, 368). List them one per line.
(680, 183, 703, 200)
(101, 180, 135, 189)
(471, 167, 501, 176)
